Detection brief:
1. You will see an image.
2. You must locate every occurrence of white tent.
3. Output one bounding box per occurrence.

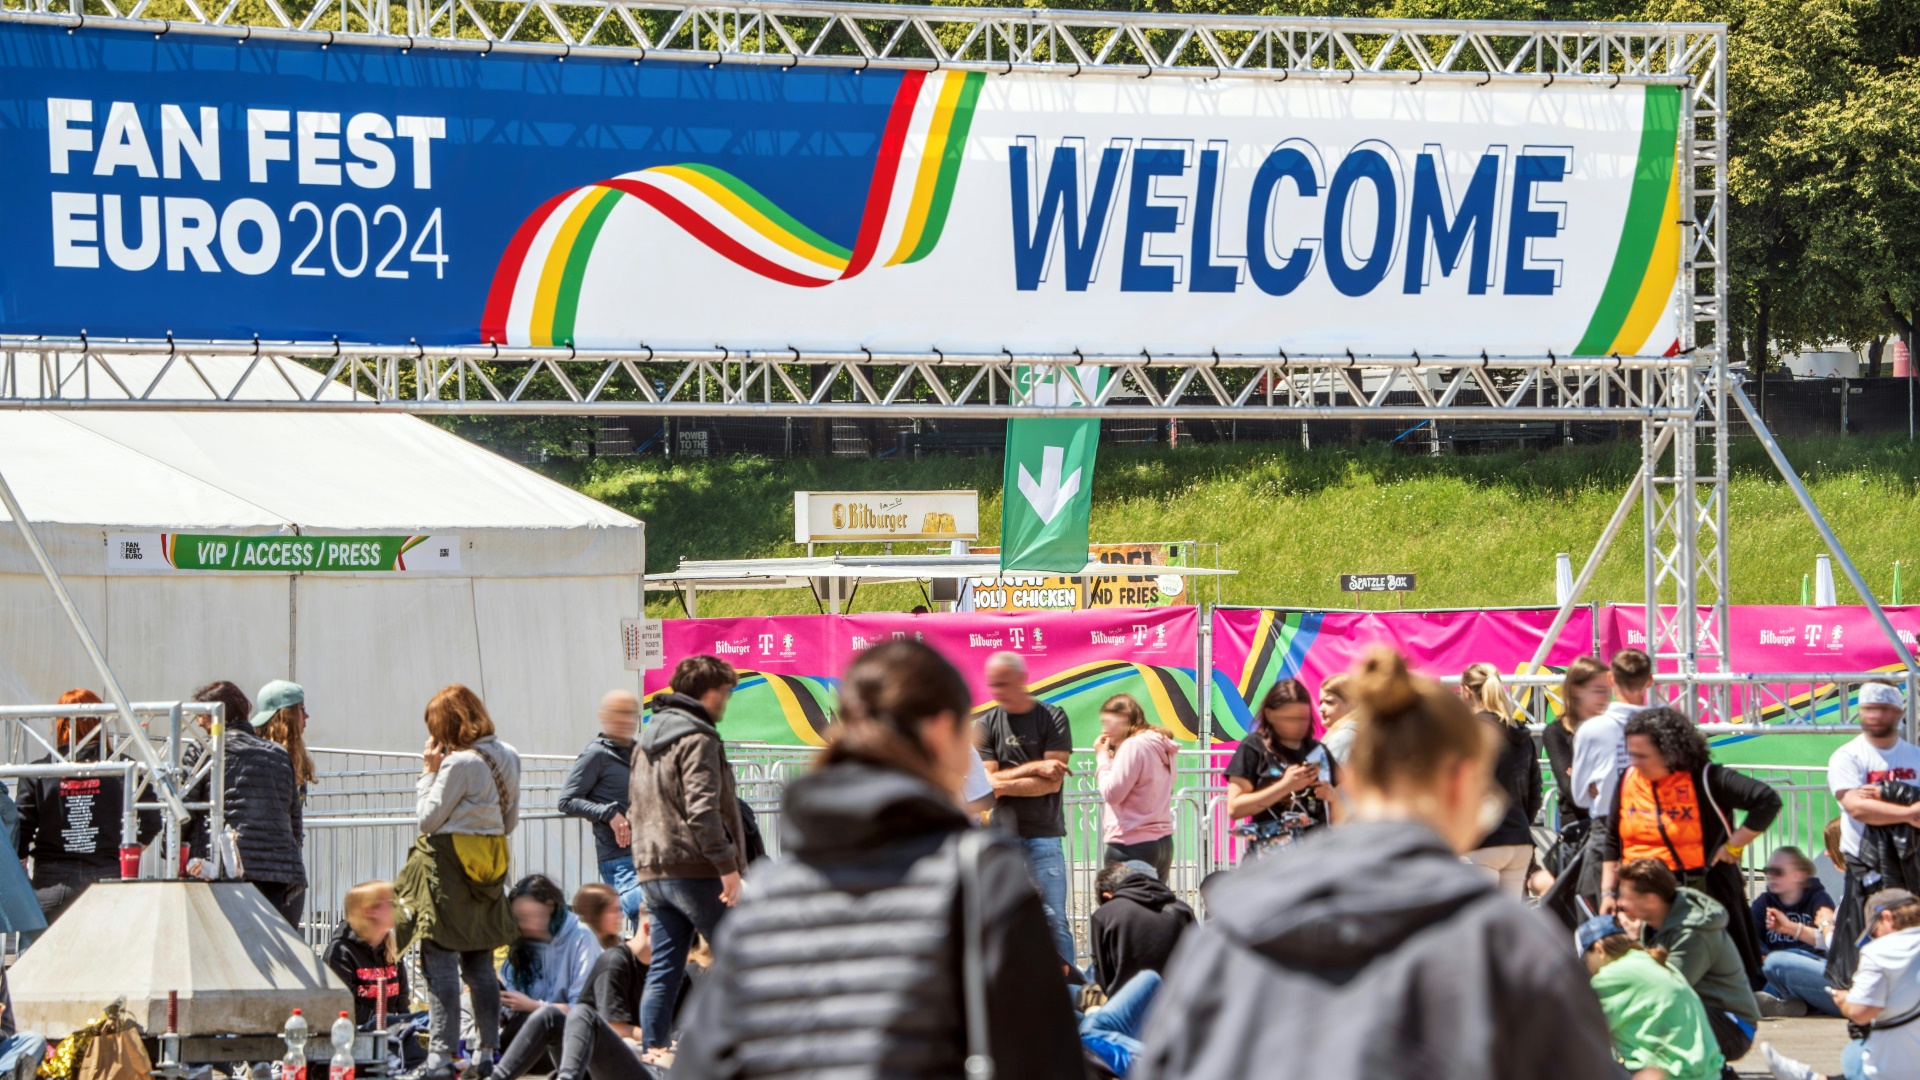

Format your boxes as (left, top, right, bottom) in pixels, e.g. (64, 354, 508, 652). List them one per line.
(0, 357, 644, 755)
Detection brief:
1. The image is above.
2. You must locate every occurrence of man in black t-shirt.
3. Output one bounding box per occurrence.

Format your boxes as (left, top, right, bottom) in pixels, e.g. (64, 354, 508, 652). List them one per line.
(977, 651, 1078, 974)
(494, 924, 656, 1080)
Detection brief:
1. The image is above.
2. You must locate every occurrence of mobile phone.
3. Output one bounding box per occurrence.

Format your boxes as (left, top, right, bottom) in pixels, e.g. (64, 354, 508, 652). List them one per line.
(1305, 745, 1332, 785)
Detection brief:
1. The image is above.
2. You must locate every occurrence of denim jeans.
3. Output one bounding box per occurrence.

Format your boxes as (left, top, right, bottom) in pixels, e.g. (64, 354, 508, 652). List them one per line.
(0, 1032, 47, 1080)
(1842, 1038, 1867, 1080)
(1080, 971, 1161, 1077)
(1762, 949, 1844, 1017)
(1020, 837, 1078, 975)
(598, 856, 645, 922)
(638, 878, 728, 1050)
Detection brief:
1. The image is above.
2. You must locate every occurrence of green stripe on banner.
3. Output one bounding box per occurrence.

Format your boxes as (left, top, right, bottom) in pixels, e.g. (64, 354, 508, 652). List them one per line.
(1573, 85, 1681, 355)
(905, 72, 985, 265)
(676, 162, 854, 260)
(551, 188, 625, 346)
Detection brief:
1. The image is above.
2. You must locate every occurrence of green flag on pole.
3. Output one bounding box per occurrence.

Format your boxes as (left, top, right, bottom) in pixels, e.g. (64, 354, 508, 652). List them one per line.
(1001, 416, 1099, 574)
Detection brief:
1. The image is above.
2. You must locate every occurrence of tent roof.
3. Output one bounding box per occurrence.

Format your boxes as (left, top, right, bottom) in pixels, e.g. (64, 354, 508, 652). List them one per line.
(0, 357, 642, 576)
(647, 553, 1235, 590)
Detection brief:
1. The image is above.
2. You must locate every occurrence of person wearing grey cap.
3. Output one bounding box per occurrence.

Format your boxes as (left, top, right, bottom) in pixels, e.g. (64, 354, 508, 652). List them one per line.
(253, 680, 317, 800)
(1825, 681, 1920, 990)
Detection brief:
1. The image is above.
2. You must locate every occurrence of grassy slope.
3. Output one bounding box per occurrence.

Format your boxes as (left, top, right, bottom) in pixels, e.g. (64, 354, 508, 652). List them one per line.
(572, 435, 1920, 618)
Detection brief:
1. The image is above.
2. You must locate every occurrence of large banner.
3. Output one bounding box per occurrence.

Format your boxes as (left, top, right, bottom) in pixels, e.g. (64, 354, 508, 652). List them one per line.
(3, 25, 1678, 355)
(1209, 606, 1597, 741)
(645, 606, 1199, 746)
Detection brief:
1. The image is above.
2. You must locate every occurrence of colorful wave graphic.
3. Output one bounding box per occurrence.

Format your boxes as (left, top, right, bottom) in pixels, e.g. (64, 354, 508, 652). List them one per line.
(482, 69, 984, 346)
(1574, 85, 1683, 357)
(646, 671, 839, 748)
(983, 660, 1203, 743)
(1209, 609, 1322, 741)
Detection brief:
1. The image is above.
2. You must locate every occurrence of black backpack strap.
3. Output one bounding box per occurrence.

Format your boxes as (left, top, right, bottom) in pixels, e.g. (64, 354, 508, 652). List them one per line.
(958, 829, 995, 1080)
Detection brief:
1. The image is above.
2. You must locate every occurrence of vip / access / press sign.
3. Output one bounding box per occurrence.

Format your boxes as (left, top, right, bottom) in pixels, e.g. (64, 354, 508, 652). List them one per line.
(108, 533, 461, 572)
(0, 22, 1680, 357)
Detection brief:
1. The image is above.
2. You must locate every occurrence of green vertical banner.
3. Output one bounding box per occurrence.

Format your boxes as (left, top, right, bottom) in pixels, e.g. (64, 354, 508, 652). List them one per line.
(1002, 365, 1101, 573)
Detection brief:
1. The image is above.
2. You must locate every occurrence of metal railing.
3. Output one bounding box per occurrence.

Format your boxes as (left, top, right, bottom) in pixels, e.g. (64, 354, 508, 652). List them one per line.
(1461, 671, 1899, 733)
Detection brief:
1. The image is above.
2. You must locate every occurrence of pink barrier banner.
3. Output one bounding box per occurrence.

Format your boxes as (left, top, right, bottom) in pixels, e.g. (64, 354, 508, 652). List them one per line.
(1208, 606, 1597, 741)
(646, 607, 1200, 746)
(1600, 604, 1920, 675)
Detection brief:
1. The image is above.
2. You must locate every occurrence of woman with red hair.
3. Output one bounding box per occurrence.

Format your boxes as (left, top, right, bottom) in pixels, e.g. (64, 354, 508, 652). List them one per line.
(14, 690, 140, 925)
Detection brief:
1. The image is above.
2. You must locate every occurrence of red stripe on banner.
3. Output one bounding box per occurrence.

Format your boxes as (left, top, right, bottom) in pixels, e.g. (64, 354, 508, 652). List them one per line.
(839, 71, 926, 281)
(480, 188, 579, 344)
(601, 180, 834, 289)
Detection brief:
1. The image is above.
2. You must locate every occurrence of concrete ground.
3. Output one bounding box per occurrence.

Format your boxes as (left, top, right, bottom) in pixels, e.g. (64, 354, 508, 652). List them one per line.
(1732, 1016, 1853, 1078)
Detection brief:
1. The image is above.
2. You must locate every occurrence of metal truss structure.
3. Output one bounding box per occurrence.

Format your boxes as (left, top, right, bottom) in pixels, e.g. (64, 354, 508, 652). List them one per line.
(0, 4, 1912, 719)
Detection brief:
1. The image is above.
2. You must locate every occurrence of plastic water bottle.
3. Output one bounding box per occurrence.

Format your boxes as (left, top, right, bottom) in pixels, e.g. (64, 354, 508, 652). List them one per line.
(282, 1010, 309, 1080)
(329, 1012, 355, 1080)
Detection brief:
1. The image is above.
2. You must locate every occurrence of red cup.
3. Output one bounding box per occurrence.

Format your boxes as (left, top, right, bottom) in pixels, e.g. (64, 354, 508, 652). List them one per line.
(119, 845, 140, 880)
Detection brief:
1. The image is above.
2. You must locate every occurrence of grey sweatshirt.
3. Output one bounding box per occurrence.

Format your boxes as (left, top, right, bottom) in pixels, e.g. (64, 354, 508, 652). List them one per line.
(416, 736, 522, 836)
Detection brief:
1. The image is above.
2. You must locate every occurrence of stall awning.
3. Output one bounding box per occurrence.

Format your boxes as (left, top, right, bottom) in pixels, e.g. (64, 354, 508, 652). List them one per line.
(645, 553, 1234, 591)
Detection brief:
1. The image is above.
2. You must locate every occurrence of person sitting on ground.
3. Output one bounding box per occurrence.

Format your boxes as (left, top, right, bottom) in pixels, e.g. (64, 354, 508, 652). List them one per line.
(672, 639, 1086, 1080)
(0, 963, 47, 1080)
(1093, 693, 1179, 882)
(1615, 859, 1760, 1073)
(1090, 861, 1193, 997)
(1132, 648, 1620, 1080)
(499, 875, 602, 1045)
(1598, 706, 1779, 984)
(1578, 914, 1725, 1080)
(494, 884, 656, 1080)
(1751, 846, 1839, 1018)
(1762, 889, 1920, 1080)
(1082, 971, 1164, 1079)
(559, 691, 644, 922)
(325, 880, 425, 1071)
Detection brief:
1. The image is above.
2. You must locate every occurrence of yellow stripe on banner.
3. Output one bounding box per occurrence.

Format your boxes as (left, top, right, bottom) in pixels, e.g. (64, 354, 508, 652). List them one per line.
(1239, 610, 1276, 696)
(532, 187, 612, 345)
(763, 676, 828, 747)
(652, 166, 851, 273)
(1609, 160, 1682, 355)
(887, 73, 967, 268)
(1135, 664, 1199, 742)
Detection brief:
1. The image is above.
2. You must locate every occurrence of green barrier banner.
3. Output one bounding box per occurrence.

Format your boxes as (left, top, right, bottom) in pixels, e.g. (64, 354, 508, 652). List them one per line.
(108, 532, 461, 573)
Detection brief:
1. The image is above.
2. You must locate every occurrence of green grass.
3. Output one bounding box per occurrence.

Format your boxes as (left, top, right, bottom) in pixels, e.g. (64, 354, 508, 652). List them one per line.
(568, 435, 1920, 618)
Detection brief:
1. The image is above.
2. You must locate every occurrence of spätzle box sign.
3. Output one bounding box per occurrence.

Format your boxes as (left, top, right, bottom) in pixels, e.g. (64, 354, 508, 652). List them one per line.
(108, 532, 461, 572)
(793, 491, 978, 544)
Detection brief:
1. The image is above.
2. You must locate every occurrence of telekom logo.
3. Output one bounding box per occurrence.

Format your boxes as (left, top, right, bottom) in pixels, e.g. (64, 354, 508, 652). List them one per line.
(758, 633, 776, 654)
(1008, 627, 1026, 649)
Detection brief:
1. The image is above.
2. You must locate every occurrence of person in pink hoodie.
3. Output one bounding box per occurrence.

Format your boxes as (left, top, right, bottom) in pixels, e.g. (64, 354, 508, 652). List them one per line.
(1094, 693, 1180, 882)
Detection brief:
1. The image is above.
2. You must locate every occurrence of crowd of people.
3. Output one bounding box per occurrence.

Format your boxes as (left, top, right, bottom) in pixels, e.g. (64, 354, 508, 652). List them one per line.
(0, 640, 1913, 1080)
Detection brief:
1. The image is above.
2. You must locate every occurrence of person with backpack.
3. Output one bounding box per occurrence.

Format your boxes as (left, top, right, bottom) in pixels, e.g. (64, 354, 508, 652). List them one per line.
(395, 684, 522, 1080)
(1133, 649, 1619, 1080)
(672, 639, 1085, 1080)
(1459, 664, 1542, 896)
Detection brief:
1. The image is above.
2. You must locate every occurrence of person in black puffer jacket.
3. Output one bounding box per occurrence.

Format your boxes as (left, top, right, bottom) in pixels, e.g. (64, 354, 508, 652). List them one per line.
(186, 681, 306, 928)
(1459, 664, 1544, 897)
(673, 640, 1085, 1080)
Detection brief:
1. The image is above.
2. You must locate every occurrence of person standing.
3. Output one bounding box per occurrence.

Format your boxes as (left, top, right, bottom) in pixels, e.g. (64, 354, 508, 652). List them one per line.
(1571, 648, 1654, 899)
(189, 680, 306, 928)
(1750, 847, 1839, 1017)
(559, 690, 643, 921)
(1133, 649, 1620, 1080)
(15, 689, 142, 926)
(673, 640, 1086, 1080)
(252, 680, 318, 800)
(395, 684, 522, 1080)
(1460, 664, 1542, 896)
(1316, 674, 1357, 766)
(629, 655, 747, 1069)
(1824, 681, 1920, 990)
(1224, 679, 1340, 856)
(1615, 859, 1761, 1070)
(977, 651, 1078, 974)
(1093, 693, 1178, 883)
(1597, 707, 1778, 984)
(1547, 657, 1611, 830)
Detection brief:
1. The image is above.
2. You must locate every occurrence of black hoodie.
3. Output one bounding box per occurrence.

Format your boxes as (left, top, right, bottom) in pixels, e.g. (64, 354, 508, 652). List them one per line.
(1133, 820, 1620, 1080)
(324, 919, 409, 1029)
(1091, 872, 1195, 993)
(674, 762, 1086, 1080)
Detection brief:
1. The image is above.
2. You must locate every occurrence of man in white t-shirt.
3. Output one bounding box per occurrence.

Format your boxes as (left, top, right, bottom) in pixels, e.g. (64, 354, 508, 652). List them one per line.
(1825, 682, 1920, 988)
(961, 748, 996, 824)
(1763, 890, 1920, 1080)
(1572, 648, 1652, 909)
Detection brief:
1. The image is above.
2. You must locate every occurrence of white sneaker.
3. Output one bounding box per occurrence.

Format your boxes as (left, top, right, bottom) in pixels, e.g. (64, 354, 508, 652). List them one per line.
(1763, 1042, 1819, 1080)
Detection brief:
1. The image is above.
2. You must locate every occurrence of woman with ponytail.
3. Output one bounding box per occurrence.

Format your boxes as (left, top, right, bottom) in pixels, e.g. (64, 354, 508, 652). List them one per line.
(1133, 648, 1619, 1080)
(1460, 664, 1544, 896)
(673, 640, 1084, 1080)
(1577, 915, 1726, 1080)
